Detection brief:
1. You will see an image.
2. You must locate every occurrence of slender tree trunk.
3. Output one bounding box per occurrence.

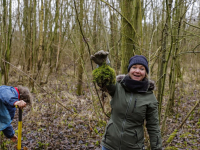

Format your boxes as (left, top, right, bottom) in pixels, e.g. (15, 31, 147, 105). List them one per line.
(2, 0, 7, 84)
(39, 0, 53, 85)
(93, 0, 98, 51)
(3, 0, 12, 84)
(109, 3, 119, 72)
(98, 1, 110, 51)
(76, 0, 84, 95)
(27, 0, 33, 72)
(0, 0, 8, 85)
(37, 0, 44, 77)
(56, 0, 62, 72)
(29, 0, 37, 90)
(157, 0, 173, 121)
(168, 0, 182, 109)
(133, 0, 143, 54)
(51, 0, 59, 72)
(45, 0, 59, 79)
(23, 0, 29, 72)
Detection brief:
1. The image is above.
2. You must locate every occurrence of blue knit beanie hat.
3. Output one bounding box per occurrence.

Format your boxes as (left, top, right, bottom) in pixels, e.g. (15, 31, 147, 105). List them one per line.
(127, 55, 149, 74)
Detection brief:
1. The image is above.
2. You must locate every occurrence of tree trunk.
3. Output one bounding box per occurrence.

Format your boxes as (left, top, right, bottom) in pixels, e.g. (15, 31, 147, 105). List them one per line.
(168, 0, 182, 109)
(37, 0, 44, 77)
(56, 0, 61, 71)
(120, 0, 142, 74)
(157, 0, 173, 121)
(109, 2, 119, 73)
(93, 0, 98, 52)
(29, 0, 37, 90)
(76, 0, 84, 95)
(3, 0, 12, 84)
(120, 0, 134, 74)
(162, 0, 185, 133)
(133, 0, 143, 54)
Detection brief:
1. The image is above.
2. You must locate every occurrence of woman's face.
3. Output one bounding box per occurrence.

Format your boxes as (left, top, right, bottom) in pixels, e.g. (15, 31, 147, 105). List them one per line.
(129, 64, 146, 81)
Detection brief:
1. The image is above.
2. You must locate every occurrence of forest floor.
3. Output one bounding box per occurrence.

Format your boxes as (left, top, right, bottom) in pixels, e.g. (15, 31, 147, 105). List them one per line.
(0, 68, 200, 150)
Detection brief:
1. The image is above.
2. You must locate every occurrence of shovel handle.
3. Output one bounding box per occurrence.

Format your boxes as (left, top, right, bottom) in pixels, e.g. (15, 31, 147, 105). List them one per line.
(17, 108, 22, 150)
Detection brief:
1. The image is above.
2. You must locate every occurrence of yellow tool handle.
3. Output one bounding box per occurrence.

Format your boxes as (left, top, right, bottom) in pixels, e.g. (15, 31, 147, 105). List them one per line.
(17, 108, 22, 150)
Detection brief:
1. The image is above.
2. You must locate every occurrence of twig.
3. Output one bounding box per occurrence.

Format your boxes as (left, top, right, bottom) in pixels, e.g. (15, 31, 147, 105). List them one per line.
(183, 20, 200, 30)
(177, 51, 200, 57)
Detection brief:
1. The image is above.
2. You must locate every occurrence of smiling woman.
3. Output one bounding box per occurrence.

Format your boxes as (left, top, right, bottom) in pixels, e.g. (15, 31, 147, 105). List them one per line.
(91, 51, 162, 150)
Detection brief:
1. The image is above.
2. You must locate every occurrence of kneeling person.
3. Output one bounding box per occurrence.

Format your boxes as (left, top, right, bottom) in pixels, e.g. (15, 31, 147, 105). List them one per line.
(0, 85, 32, 142)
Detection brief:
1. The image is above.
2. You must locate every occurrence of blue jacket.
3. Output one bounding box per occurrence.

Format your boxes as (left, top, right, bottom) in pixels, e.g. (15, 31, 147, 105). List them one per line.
(0, 85, 19, 138)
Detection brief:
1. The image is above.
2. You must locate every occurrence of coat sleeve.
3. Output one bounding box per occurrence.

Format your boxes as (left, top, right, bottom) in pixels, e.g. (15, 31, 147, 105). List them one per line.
(0, 87, 18, 106)
(2, 124, 15, 138)
(146, 101, 162, 150)
(104, 84, 116, 97)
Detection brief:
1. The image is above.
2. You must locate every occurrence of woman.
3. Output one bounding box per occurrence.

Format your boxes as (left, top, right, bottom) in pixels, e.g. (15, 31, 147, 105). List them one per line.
(0, 85, 32, 142)
(91, 51, 162, 150)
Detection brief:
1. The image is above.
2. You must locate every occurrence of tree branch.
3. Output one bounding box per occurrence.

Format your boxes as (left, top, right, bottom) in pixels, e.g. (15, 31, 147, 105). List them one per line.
(183, 20, 200, 30)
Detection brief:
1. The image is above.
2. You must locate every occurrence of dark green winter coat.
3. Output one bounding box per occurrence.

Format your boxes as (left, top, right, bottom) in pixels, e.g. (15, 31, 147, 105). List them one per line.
(101, 75, 162, 150)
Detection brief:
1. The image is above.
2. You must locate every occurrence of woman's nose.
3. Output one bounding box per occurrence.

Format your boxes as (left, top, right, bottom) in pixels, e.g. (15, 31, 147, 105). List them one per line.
(135, 68, 140, 72)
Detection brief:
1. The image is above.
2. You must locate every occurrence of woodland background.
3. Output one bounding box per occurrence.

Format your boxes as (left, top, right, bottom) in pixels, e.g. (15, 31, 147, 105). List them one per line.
(0, 0, 200, 149)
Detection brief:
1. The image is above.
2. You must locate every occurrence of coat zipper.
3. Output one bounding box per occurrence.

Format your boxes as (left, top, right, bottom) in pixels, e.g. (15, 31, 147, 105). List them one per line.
(132, 98, 137, 113)
(134, 98, 137, 108)
(156, 135, 159, 146)
(119, 93, 133, 150)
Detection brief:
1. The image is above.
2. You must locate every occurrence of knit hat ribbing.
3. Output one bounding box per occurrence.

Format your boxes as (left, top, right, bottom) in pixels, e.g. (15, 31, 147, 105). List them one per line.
(127, 55, 149, 74)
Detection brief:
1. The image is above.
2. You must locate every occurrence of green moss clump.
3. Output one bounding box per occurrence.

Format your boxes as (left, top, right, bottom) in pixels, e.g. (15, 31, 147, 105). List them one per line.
(92, 63, 116, 87)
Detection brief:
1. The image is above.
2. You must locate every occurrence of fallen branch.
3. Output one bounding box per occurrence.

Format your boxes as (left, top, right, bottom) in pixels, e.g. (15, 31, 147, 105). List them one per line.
(164, 99, 200, 146)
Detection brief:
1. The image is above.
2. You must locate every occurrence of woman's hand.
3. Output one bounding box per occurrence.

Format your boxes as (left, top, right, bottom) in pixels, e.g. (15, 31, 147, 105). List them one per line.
(11, 135, 18, 142)
(14, 100, 26, 109)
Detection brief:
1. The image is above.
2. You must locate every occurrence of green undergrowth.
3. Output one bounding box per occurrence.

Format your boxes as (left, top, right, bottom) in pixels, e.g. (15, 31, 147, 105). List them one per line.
(0, 132, 11, 150)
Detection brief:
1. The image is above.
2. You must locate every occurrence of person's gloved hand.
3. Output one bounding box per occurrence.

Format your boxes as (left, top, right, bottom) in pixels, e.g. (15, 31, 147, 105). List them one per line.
(90, 50, 109, 66)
